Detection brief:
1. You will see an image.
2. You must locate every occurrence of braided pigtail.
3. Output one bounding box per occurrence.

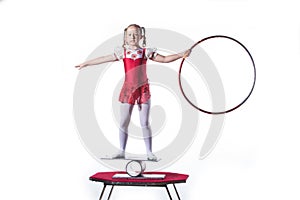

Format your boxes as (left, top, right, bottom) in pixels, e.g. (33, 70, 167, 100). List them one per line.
(122, 28, 127, 48)
(141, 27, 146, 47)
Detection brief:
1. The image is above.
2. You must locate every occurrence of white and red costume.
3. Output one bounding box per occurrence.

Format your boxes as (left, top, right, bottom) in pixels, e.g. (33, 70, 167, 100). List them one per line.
(115, 47, 157, 105)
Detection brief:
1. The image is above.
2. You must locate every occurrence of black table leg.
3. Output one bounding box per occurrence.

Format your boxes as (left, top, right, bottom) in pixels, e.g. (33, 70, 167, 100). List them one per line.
(165, 185, 172, 200)
(107, 185, 114, 200)
(173, 184, 181, 200)
(99, 184, 107, 200)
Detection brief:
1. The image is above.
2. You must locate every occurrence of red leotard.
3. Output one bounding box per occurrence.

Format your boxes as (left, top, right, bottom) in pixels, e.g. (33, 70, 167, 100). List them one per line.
(119, 48, 151, 104)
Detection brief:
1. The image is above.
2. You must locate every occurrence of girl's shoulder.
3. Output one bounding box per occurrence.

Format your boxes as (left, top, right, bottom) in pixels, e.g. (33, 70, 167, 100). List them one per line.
(114, 46, 125, 60)
(144, 47, 158, 59)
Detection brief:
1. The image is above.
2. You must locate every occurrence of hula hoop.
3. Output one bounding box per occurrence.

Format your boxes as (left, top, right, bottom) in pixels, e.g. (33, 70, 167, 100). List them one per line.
(179, 35, 256, 115)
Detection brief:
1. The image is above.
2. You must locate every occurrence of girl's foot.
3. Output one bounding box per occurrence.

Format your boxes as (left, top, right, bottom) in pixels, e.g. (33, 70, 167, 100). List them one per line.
(147, 152, 157, 161)
(111, 150, 125, 159)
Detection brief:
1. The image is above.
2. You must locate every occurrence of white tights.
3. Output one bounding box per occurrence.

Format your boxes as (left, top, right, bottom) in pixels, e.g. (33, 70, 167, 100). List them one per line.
(119, 100, 152, 154)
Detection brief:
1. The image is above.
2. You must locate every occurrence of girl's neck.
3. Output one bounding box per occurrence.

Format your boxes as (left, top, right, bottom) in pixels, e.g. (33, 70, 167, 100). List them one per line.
(127, 45, 141, 50)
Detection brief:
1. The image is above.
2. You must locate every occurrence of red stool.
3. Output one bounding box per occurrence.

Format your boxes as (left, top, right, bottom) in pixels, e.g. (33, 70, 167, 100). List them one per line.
(90, 171, 189, 199)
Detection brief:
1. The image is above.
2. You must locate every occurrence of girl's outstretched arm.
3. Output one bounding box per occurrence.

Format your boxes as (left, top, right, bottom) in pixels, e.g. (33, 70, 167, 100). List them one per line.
(75, 54, 117, 70)
(151, 49, 191, 63)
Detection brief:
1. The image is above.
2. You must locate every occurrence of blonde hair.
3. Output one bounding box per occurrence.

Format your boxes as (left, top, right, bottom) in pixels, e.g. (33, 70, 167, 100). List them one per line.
(123, 24, 146, 47)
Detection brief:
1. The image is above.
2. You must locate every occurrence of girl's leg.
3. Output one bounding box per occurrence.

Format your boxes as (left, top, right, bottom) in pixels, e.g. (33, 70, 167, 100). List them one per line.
(139, 99, 157, 160)
(113, 103, 134, 158)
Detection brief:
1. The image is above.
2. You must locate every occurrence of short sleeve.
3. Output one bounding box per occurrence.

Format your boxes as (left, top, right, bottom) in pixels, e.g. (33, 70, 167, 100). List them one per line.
(145, 47, 157, 59)
(114, 46, 124, 60)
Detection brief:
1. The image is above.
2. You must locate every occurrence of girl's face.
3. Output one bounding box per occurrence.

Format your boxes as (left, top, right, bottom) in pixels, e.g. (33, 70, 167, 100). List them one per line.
(125, 26, 142, 47)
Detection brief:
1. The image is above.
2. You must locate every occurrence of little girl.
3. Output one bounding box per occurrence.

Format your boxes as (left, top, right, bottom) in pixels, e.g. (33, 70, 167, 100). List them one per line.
(76, 24, 190, 161)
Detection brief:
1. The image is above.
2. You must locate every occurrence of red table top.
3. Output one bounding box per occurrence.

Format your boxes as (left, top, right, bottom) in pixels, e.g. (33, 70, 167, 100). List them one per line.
(90, 171, 189, 186)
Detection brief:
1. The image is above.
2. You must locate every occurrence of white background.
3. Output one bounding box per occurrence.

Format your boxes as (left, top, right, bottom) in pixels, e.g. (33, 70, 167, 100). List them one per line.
(1, 0, 300, 199)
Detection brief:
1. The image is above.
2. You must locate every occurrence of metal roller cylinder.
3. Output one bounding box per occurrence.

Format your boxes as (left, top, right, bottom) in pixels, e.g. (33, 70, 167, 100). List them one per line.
(126, 160, 146, 177)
